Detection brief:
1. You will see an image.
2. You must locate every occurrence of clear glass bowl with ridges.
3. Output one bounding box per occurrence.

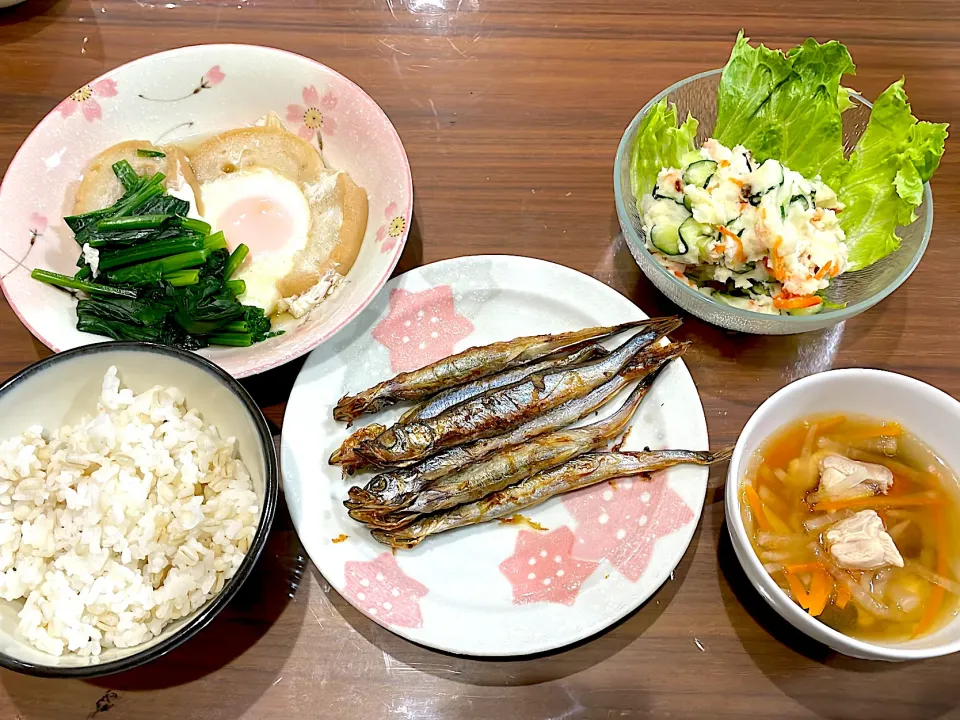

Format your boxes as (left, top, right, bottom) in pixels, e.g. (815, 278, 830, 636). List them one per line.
(614, 69, 933, 335)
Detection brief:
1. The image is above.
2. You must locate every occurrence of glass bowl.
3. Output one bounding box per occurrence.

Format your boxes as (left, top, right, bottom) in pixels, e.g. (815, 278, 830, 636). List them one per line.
(614, 70, 934, 335)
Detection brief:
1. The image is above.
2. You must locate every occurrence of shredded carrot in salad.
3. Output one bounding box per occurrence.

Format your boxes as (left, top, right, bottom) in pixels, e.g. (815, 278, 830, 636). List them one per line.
(815, 262, 833, 280)
(773, 295, 822, 310)
(717, 226, 745, 262)
(769, 237, 784, 280)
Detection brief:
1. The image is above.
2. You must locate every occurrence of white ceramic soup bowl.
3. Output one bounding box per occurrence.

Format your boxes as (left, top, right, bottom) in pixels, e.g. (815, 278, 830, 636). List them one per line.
(0, 342, 278, 677)
(725, 368, 960, 661)
(0, 44, 412, 378)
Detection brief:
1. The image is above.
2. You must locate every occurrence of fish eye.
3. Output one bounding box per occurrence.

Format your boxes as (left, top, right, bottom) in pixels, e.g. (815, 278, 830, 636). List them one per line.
(369, 478, 386, 491)
(380, 430, 399, 449)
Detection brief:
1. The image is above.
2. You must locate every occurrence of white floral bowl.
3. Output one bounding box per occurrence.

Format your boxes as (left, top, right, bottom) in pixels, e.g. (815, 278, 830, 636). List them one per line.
(0, 45, 412, 378)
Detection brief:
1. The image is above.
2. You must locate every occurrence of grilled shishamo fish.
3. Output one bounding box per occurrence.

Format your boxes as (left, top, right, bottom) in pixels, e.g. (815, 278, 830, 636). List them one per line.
(370, 448, 734, 549)
(354, 317, 682, 466)
(331, 342, 607, 468)
(353, 369, 660, 529)
(332, 319, 662, 422)
(397, 342, 609, 424)
(344, 341, 688, 514)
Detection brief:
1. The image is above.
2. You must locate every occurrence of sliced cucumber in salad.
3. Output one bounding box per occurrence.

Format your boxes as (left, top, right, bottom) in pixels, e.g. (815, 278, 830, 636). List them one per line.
(713, 293, 756, 310)
(650, 224, 688, 256)
(682, 160, 718, 189)
(678, 217, 716, 255)
(652, 181, 684, 203)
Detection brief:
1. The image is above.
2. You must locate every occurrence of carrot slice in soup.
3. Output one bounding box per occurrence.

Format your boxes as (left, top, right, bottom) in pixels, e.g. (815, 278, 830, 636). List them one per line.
(813, 494, 941, 512)
(744, 485, 772, 532)
(786, 572, 811, 609)
(807, 569, 833, 617)
(835, 585, 851, 609)
(913, 505, 949, 638)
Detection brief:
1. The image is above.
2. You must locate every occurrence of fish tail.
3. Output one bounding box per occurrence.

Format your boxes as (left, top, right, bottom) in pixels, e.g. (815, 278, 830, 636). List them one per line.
(622, 340, 690, 380)
(621, 447, 734, 465)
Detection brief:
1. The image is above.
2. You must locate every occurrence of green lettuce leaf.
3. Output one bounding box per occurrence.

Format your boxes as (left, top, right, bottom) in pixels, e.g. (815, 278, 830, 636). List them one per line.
(629, 99, 698, 201)
(715, 33, 855, 183)
(838, 86, 856, 113)
(838, 79, 948, 270)
(714, 31, 793, 145)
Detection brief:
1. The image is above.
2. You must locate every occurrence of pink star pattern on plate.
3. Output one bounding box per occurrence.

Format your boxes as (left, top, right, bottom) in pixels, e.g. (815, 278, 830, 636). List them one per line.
(56, 79, 118, 123)
(563, 471, 695, 582)
(371, 286, 475, 373)
(342, 552, 428, 628)
(499, 527, 600, 606)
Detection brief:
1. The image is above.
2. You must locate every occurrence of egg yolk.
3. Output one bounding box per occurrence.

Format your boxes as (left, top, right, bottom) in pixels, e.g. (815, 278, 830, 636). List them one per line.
(216, 197, 296, 255)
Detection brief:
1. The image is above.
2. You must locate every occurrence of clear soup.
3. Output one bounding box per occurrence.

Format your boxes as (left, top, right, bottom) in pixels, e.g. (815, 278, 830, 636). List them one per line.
(741, 414, 960, 642)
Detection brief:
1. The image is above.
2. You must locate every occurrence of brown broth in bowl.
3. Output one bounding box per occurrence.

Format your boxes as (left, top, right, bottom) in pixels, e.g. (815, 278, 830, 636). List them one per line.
(741, 414, 960, 642)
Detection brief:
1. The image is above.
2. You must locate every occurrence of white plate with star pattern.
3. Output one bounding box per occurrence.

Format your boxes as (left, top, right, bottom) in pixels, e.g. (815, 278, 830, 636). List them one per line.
(281, 255, 710, 655)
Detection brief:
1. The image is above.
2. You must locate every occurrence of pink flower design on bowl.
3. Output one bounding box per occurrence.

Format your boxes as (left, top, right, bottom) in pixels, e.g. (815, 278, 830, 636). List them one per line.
(286, 85, 338, 142)
(564, 471, 695, 582)
(55, 79, 118, 123)
(376, 201, 407, 254)
(499, 527, 600, 606)
(202, 65, 225, 88)
(28, 212, 47, 235)
(1, 212, 47, 280)
(342, 552, 428, 628)
(371, 286, 474, 373)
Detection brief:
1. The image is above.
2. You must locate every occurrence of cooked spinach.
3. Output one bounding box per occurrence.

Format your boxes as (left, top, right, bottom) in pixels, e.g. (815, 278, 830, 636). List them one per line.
(32, 160, 277, 349)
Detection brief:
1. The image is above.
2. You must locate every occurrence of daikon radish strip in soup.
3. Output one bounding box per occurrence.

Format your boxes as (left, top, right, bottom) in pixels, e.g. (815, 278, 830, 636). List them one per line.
(741, 414, 960, 642)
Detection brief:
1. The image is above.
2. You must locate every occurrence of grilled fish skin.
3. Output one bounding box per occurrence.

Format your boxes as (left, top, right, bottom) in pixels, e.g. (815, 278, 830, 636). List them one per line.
(396, 342, 609, 424)
(354, 317, 682, 466)
(370, 447, 734, 549)
(357, 373, 656, 529)
(344, 341, 688, 513)
(332, 319, 663, 422)
(332, 343, 608, 468)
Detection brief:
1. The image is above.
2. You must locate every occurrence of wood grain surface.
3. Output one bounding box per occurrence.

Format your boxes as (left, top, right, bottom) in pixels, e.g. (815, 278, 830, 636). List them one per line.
(2, 1, 960, 717)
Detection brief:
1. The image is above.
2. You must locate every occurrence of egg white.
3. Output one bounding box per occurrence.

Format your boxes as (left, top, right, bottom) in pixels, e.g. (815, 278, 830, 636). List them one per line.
(198, 167, 313, 315)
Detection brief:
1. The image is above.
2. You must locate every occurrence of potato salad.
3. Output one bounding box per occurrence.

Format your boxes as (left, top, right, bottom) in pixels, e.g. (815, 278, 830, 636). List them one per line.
(640, 139, 849, 315)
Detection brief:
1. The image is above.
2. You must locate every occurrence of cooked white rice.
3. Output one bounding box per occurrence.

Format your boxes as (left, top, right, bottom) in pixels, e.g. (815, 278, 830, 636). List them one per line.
(0, 367, 259, 657)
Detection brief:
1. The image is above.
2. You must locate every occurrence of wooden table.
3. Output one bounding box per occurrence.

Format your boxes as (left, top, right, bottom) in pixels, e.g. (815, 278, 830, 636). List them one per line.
(2, 1, 960, 717)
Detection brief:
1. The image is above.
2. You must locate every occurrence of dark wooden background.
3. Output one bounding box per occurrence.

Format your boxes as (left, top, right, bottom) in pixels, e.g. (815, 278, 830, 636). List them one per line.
(2, 1, 960, 717)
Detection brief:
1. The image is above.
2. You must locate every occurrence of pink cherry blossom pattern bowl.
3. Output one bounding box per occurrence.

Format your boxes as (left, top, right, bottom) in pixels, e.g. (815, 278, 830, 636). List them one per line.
(0, 44, 412, 378)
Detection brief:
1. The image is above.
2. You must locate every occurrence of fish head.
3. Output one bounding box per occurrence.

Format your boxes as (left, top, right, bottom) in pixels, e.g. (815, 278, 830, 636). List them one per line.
(364, 470, 410, 505)
(358, 423, 434, 464)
